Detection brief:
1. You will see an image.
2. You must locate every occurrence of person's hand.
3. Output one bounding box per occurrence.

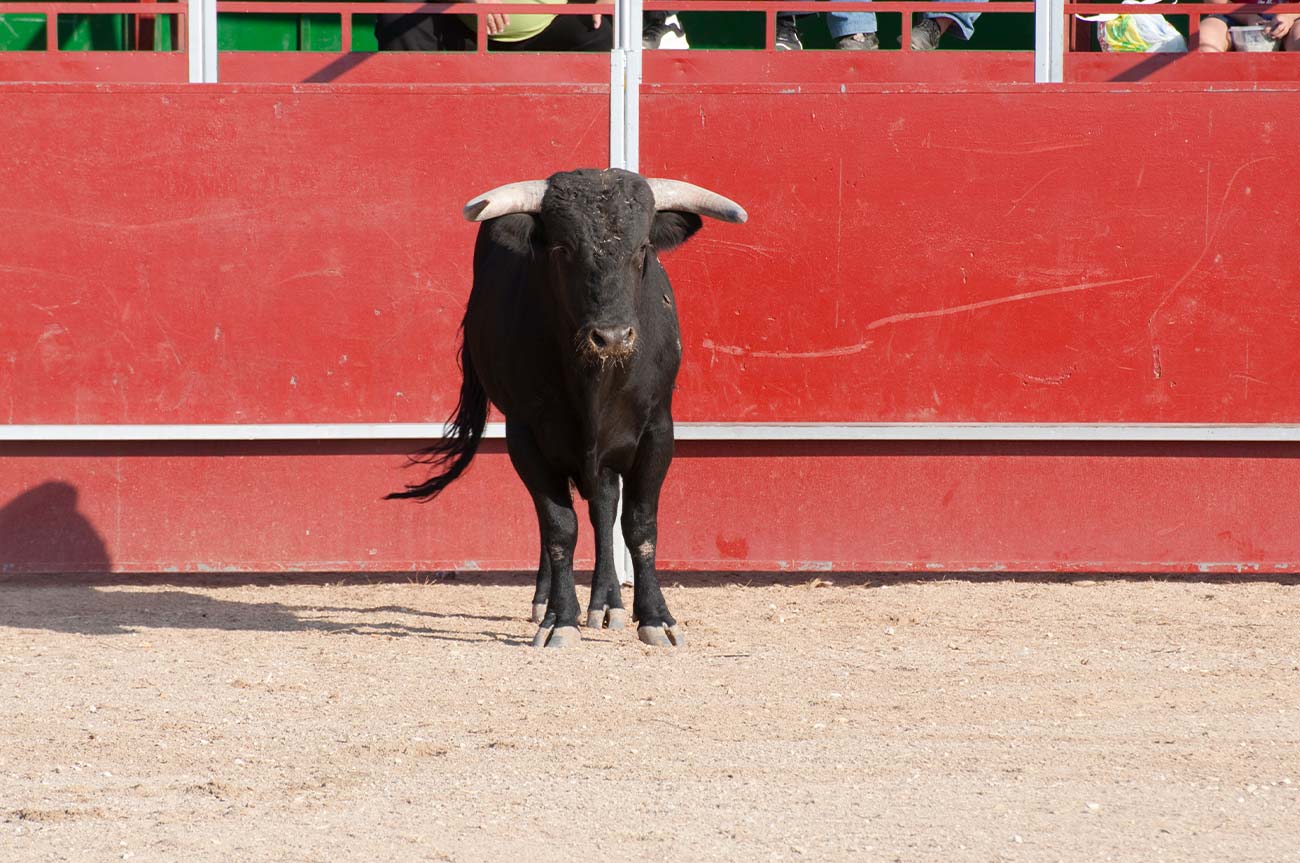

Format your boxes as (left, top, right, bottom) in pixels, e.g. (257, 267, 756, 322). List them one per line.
(1265, 14, 1296, 38)
(572, 0, 601, 29)
(473, 0, 509, 35)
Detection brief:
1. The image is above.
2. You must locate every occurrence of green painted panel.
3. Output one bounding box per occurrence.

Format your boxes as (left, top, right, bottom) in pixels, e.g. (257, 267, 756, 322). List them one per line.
(58, 12, 127, 49)
(1, 6, 179, 51)
(221, 13, 341, 51)
(0, 15, 47, 50)
(353, 14, 379, 51)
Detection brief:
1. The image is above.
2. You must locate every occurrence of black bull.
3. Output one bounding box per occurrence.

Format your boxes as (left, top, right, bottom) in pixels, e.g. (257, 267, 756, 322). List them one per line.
(389, 169, 747, 648)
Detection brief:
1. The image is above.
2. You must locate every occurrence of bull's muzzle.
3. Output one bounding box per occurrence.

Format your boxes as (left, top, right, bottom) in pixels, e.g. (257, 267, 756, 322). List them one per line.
(585, 325, 637, 361)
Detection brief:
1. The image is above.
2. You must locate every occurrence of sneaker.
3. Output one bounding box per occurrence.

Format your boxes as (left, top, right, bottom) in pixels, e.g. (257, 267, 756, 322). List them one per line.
(836, 32, 879, 50)
(775, 17, 802, 50)
(909, 17, 943, 51)
(643, 14, 689, 50)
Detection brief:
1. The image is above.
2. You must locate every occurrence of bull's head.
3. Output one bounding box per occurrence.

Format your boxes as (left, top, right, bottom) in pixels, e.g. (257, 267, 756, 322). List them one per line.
(463, 169, 746, 365)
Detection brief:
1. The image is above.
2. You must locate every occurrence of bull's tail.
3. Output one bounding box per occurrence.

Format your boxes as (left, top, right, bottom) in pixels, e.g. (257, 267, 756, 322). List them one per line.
(386, 339, 488, 502)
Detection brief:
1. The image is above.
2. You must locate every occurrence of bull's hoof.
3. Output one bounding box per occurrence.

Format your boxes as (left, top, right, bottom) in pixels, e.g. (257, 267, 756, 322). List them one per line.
(637, 624, 685, 647)
(533, 624, 581, 648)
(585, 606, 629, 630)
(530, 603, 548, 624)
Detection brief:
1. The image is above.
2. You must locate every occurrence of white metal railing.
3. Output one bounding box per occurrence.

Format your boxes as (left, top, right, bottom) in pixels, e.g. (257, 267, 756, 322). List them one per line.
(8, 424, 1300, 442)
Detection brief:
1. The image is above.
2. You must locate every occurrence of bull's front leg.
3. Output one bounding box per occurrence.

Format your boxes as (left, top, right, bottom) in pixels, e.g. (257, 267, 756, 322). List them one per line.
(530, 547, 552, 624)
(622, 414, 683, 647)
(585, 468, 628, 630)
(532, 499, 581, 647)
(506, 422, 582, 647)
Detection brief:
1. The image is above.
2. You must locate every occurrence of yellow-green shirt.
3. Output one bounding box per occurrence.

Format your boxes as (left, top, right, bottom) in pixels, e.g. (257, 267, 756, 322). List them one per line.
(461, 0, 566, 43)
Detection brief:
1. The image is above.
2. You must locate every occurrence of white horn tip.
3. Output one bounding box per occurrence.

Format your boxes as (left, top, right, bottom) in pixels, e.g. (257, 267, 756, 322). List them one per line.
(463, 197, 490, 222)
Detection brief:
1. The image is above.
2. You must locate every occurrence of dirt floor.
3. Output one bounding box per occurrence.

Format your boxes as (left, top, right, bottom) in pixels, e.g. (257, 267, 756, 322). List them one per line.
(1, 572, 1298, 863)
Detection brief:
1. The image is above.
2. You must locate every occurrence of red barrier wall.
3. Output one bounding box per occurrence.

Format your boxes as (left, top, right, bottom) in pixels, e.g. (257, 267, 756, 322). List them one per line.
(4, 440, 1299, 574)
(7, 49, 1298, 86)
(6, 82, 1299, 425)
(3, 81, 1299, 573)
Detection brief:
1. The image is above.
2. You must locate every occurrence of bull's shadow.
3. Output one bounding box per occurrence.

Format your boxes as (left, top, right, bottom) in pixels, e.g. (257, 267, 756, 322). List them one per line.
(0, 568, 538, 643)
(0, 575, 530, 643)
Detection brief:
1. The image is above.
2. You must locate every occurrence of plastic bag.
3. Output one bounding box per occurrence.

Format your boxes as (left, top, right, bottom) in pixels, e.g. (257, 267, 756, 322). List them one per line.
(1077, 0, 1188, 52)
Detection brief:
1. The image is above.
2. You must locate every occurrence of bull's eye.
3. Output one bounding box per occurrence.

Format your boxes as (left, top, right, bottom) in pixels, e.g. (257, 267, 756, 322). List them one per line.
(550, 245, 572, 264)
(636, 244, 651, 272)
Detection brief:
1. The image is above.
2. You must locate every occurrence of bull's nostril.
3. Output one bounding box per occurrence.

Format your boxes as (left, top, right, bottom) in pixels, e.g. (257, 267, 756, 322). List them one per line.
(589, 326, 634, 353)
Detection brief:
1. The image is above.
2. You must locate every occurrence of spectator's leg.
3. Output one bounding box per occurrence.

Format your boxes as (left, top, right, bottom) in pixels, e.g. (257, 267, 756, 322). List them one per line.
(913, 0, 986, 45)
(827, 1, 878, 45)
(776, 13, 804, 49)
(375, 9, 474, 50)
(495, 13, 614, 51)
(1197, 15, 1231, 52)
(924, 4, 983, 42)
(1285, 22, 1300, 51)
(644, 11, 689, 48)
(375, 13, 439, 50)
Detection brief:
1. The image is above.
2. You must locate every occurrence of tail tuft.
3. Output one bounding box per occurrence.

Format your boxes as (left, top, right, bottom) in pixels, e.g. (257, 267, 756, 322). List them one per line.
(387, 339, 487, 502)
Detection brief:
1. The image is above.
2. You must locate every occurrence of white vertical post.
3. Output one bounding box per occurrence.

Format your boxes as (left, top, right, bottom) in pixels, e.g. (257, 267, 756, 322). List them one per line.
(1034, 0, 1064, 83)
(613, 480, 634, 586)
(611, 0, 642, 586)
(188, 0, 219, 82)
(610, 0, 642, 171)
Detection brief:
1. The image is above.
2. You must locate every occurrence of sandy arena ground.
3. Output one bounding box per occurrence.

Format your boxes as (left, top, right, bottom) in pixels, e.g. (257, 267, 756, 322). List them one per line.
(1, 572, 1298, 862)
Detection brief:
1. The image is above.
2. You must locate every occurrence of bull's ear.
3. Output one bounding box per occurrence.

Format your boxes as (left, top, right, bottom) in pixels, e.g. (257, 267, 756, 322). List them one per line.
(650, 211, 703, 253)
(481, 213, 542, 258)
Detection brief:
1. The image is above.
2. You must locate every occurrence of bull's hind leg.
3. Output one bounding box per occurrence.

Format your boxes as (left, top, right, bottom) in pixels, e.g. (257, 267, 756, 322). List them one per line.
(506, 421, 582, 647)
(622, 414, 683, 647)
(585, 468, 628, 630)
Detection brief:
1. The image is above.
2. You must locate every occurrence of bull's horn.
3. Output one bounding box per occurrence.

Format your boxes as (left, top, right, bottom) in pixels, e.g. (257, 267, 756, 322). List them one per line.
(463, 180, 549, 222)
(646, 179, 748, 224)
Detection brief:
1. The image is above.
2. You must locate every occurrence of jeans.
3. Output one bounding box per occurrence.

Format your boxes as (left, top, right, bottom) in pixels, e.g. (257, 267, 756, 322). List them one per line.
(826, 0, 985, 40)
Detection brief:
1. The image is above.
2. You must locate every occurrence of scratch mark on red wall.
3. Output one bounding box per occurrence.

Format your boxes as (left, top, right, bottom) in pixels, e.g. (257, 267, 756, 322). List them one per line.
(866, 276, 1151, 332)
